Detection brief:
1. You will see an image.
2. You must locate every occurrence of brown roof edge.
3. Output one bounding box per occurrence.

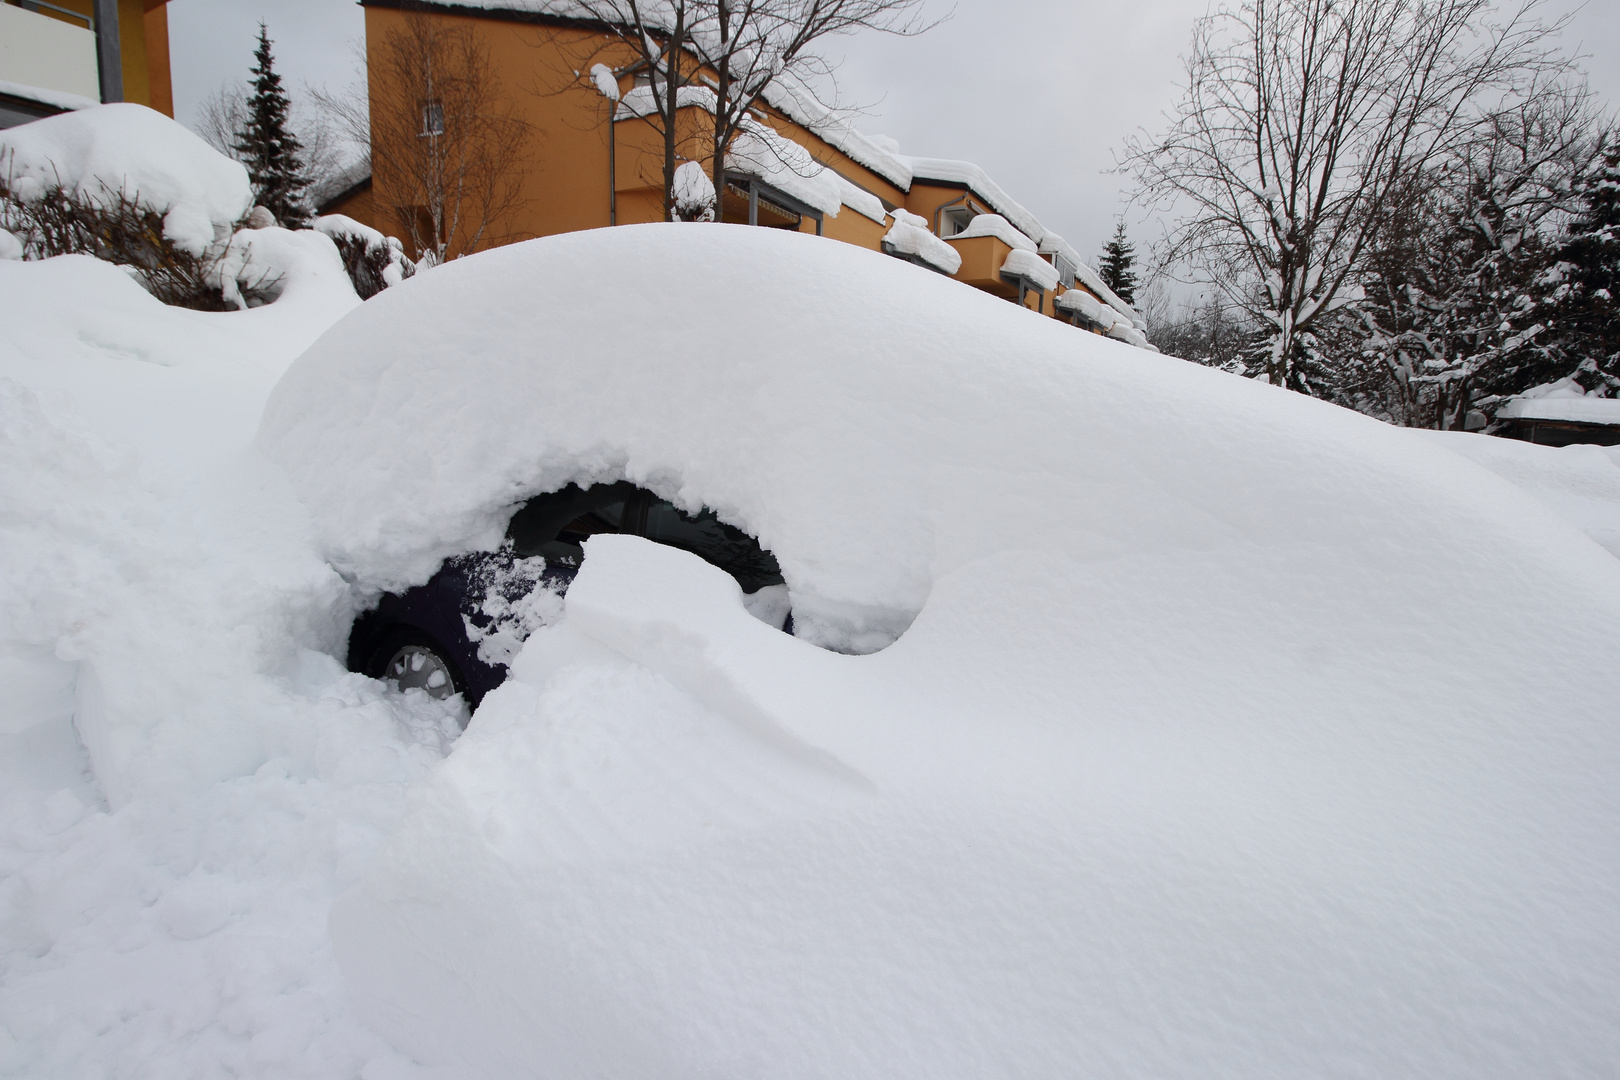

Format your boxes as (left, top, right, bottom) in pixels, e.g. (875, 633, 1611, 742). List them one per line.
(315, 173, 373, 217)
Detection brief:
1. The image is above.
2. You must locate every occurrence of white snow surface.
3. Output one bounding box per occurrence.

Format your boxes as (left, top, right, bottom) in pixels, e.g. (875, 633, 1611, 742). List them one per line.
(251, 224, 1620, 1077)
(0, 104, 253, 257)
(0, 248, 444, 1078)
(7, 220, 1620, 1078)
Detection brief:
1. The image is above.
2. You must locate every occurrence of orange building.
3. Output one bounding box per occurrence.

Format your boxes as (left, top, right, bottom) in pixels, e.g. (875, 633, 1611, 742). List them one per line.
(319, 0, 1148, 344)
(0, 0, 172, 127)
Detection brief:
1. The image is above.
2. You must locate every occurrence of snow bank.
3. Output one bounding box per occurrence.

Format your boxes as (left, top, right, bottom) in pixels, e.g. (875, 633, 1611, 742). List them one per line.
(1420, 429, 1620, 557)
(0, 103, 252, 256)
(882, 207, 960, 273)
(0, 243, 426, 1077)
(254, 224, 1620, 1075)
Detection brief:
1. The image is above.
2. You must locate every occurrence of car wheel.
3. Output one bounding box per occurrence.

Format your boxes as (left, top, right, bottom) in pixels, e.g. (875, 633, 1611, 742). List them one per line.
(367, 626, 465, 702)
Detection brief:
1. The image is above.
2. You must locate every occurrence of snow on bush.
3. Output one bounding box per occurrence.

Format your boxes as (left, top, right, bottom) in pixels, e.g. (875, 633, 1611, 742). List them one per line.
(313, 214, 417, 299)
(251, 224, 1620, 1076)
(670, 161, 715, 222)
(212, 224, 358, 310)
(0, 103, 251, 258)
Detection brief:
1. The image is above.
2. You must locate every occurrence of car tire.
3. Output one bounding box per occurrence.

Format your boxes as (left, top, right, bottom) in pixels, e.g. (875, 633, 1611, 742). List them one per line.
(364, 625, 467, 704)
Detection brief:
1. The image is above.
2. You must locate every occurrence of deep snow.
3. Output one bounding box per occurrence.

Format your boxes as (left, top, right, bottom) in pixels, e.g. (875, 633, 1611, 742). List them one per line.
(263, 225, 1620, 1077)
(2, 221, 1619, 1078)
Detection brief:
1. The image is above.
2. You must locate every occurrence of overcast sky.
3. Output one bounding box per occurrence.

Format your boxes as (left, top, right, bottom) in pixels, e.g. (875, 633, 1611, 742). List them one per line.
(169, 0, 1620, 269)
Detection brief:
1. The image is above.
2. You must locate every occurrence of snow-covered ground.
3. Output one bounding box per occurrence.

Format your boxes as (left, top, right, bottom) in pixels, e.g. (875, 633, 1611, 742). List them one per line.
(3, 216, 1620, 1078)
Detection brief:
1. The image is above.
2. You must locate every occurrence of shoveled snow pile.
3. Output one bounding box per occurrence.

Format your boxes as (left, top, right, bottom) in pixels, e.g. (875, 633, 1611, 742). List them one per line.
(0, 104, 252, 256)
(254, 224, 1620, 1078)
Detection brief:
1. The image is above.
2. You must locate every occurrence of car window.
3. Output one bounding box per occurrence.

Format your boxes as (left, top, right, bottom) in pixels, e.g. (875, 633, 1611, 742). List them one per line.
(642, 500, 785, 594)
(506, 483, 785, 594)
(506, 482, 633, 564)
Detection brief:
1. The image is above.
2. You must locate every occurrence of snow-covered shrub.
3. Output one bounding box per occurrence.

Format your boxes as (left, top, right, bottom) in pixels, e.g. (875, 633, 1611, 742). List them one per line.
(671, 161, 716, 222)
(0, 104, 254, 310)
(0, 166, 239, 310)
(314, 214, 416, 299)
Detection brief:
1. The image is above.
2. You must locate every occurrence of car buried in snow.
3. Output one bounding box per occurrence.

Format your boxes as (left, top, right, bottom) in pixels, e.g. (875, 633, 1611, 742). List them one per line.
(346, 481, 791, 710)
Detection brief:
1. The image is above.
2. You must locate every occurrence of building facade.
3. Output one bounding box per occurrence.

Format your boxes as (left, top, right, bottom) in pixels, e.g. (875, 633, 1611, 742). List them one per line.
(0, 0, 172, 128)
(322, 0, 1147, 343)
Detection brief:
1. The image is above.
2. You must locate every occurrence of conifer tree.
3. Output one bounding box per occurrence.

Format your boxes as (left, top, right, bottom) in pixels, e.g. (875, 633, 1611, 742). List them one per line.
(232, 24, 310, 227)
(1556, 141, 1620, 384)
(1097, 222, 1138, 305)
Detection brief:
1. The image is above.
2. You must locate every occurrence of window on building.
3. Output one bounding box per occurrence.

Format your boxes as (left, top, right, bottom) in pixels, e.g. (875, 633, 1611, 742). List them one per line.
(939, 206, 978, 237)
(420, 101, 445, 137)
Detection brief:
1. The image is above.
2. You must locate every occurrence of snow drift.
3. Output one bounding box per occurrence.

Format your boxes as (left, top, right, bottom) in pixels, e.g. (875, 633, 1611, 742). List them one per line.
(255, 225, 1620, 1078)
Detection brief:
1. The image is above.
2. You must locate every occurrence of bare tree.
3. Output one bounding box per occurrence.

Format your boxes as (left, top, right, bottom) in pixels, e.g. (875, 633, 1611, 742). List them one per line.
(539, 0, 930, 222)
(694, 0, 930, 210)
(318, 14, 536, 263)
(1123, 0, 1577, 389)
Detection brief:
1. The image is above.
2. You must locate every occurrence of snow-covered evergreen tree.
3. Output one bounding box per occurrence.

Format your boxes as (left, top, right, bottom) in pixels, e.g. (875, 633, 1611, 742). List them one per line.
(1097, 222, 1138, 305)
(232, 25, 310, 228)
(1554, 141, 1620, 388)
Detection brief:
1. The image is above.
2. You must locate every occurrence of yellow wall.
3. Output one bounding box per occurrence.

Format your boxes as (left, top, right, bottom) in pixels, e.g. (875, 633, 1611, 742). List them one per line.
(359, 4, 1086, 325)
(365, 6, 637, 255)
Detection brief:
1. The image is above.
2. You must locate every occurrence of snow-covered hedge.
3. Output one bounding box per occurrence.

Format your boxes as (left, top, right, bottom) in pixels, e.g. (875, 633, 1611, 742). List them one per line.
(0, 103, 251, 258)
(314, 214, 416, 299)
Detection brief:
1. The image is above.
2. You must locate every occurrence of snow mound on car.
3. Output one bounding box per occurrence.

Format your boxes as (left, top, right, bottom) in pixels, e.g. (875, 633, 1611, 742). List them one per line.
(258, 225, 1620, 1076)
(256, 223, 1601, 652)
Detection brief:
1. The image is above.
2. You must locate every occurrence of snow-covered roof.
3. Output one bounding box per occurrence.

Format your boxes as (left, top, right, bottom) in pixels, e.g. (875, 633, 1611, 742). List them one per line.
(899, 155, 1046, 244)
(1498, 391, 1620, 425)
(755, 77, 912, 191)
(309, 157, 372, 211)
(0, 78, 97, 113)
(615, 83, 881, 222)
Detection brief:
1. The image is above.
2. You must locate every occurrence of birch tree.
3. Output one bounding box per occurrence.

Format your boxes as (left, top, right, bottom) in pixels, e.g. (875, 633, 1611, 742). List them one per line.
(320, 14, 536, 263)
(546, 0, 928, 222)
(1124, 0, 1574, 390)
